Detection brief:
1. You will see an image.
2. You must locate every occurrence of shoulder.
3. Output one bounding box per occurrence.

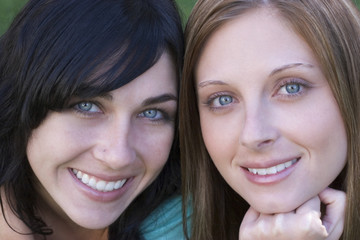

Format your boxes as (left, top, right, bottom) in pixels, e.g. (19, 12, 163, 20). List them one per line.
(140, 195, 191, 240)
(0, 187, 34, 240)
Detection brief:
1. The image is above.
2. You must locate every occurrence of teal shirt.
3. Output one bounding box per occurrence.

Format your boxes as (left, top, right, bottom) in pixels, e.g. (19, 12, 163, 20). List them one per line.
(140, 195, 190, 240)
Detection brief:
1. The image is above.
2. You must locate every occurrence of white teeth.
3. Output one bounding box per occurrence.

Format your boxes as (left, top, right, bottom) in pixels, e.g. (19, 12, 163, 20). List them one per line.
(76, 171, 83, 179)
(105, 182, 115, 192)
(285, 161, 292, 168)
(82, 174, 90, 184)
(266, 166, 277, 175)
(114, 179, 126, 190)
(248, 159, 297, 176)
(276, 163, 285, 172)
(88, 178, 97, 189)
(72, 169, 127, 192)
(96, 181, 106, 191)
(257, 169, 267, 175)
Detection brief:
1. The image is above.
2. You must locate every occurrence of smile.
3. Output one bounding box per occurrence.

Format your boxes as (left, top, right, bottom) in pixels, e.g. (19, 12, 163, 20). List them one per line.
(248, 158, 298, 176)
(71, 169, 127, 192)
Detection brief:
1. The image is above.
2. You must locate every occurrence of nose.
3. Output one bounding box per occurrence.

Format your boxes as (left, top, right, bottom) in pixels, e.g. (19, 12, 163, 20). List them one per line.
(239, 103, 279, 151)
(92, 117, 136, 169)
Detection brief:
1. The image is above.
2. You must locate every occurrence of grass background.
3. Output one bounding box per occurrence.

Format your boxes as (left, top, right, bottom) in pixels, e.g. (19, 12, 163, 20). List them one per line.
(0, 0, 196, 35)
(0, 0, 360, 35)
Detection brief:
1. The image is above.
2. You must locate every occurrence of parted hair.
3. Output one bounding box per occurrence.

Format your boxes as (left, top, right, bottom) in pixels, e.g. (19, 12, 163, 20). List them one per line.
(180, 0, 360, 239)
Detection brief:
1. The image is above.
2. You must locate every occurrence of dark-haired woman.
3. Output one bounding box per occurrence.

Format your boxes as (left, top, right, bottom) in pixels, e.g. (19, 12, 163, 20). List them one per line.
(0, 0, 185, 239)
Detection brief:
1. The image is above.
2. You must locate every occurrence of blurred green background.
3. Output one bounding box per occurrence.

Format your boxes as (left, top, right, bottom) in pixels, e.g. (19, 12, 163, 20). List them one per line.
(0, 0, 196, 35)
(0, 0, 360, 35)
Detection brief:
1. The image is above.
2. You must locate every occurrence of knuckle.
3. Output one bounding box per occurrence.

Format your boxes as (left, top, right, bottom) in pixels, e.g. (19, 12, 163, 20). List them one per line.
(301, 211, 321, 230)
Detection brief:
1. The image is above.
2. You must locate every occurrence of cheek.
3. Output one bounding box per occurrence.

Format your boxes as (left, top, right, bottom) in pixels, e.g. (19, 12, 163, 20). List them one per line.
(200, 112, 240, 165)
(291, 98, 347, 158)
(305, 106, 347, 176)
(139, 127, 175, 171)
(26, 128, 60, 168)
(282, 97, 347, 187)
(27, 125, 90, 167)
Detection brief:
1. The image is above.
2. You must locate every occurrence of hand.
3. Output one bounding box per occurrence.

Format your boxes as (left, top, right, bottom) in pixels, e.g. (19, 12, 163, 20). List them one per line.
(319, 188, 345, 240)
(239, 188, 345, 240)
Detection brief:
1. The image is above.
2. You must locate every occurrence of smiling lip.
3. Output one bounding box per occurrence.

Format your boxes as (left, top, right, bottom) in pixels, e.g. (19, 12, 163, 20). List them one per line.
(243, 158, 299, 184)
(71, 168, 127, 192)
(69, 168, 132, 202)
(247, 158, 298, 175)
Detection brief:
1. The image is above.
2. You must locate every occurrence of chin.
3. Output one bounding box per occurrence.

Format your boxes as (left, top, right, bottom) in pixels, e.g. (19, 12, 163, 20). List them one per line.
(251, 200, 303, 214)
(68, 213, 116, 230)
(77, 219, 113, 230)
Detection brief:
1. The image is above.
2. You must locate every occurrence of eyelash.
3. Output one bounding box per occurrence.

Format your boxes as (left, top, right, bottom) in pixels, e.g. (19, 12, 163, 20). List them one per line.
(137, 108, 173, 123)
(72, 101, 103, 118)
(275, 78, 310, 99)
(204, 91, 235, 112)
(72, 101, 173, 124)
(202, 78, 310, 111)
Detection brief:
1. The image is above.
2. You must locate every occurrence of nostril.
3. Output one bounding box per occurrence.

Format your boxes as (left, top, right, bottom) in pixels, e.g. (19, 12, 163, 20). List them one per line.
(257, 139, 274, 148)
(263, 139, 272, 144)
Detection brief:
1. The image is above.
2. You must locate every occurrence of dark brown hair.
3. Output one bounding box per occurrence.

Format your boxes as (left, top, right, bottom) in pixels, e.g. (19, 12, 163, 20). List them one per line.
(0, 0, 184, 239)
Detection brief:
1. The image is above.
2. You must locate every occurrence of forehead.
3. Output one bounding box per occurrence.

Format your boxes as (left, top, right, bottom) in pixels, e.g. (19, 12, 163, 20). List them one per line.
(195, 7, 317, 82)
(108, 51, 177, 100)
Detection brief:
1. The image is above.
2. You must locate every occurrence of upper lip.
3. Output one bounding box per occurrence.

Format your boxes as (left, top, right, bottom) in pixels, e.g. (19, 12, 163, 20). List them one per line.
(241, 156, 301, 169)
(70, 168, 131, 182)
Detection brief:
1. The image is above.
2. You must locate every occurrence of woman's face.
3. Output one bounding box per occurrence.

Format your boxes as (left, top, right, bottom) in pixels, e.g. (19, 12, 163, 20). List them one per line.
(26, 52, 177, 228)
(196, 8, 347, 214)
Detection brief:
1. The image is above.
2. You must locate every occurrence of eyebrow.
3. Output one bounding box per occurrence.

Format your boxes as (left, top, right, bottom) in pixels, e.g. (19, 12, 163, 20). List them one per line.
(95, 92, 177, 106)
(98, 93, 114, 101)
(141, 93, 178, 106)
(269, 63, 314, 77)
(198, 80, 229, 89)
(197, 63, 314, 89)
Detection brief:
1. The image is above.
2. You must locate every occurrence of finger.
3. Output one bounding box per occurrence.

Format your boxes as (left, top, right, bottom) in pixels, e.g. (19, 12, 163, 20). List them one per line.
(318, 188, 346, 235)
(239, 207, 261, 239)
(242, 206, 260, 224)
(295, 195, 321, 216)
(240, 210, 328, 240)
(294, 195, 328, 238)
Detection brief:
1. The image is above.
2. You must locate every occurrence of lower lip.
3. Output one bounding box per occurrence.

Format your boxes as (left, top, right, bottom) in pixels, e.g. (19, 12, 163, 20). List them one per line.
(242, 160, 298, 185)
(68, 169, 133, 202)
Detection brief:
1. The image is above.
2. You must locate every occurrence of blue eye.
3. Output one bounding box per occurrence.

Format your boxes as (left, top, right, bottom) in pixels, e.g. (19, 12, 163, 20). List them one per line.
(75, 102, 101, 114)
(278, 80, 306, 97)
(206, 94, 234, 109)
(210, 95, 233, 108)
(274, 77, 314, 100)
(78, 102, 93, 111)
(143, 109, 159, 118)
(139, 109, 166, 121)
(219, 95, 233, 105)
(285, 83, 300, 94)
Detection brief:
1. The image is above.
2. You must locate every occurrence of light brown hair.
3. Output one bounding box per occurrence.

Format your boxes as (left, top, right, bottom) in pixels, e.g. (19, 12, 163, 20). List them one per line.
(180, 0, 360, 239)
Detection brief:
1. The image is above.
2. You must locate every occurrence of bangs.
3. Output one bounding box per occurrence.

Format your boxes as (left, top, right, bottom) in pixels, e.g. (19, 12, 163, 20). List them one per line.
(25, 0, 167, 110)
(46, 19, 165, 109)
(8, 0, 183, 129)
(1, 0, 184, 140)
